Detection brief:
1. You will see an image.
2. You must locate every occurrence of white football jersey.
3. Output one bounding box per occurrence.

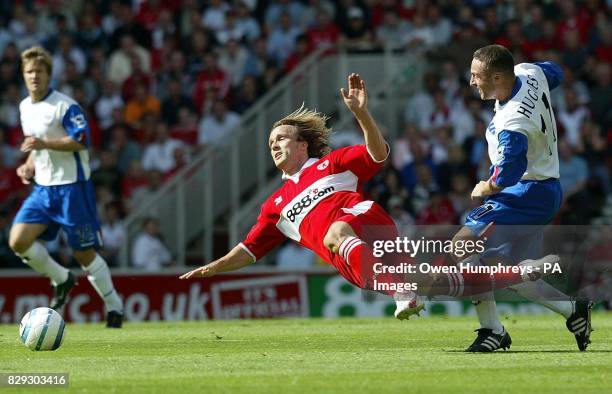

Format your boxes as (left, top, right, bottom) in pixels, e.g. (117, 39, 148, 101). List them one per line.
(20, 89, 91, 186)
(486, 63, 559, 181)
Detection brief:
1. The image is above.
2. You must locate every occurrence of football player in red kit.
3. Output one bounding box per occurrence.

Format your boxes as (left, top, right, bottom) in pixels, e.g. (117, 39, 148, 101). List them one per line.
(180, 74, 557, 320)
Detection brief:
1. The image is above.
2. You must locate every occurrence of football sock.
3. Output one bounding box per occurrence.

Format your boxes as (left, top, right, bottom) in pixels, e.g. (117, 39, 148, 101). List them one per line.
(18, 241, 69, 286)
(84, 254, 123, 313)
(472, 291, 504, 334)
(338, 236, 401, 296)
(510, 280, 574, 318)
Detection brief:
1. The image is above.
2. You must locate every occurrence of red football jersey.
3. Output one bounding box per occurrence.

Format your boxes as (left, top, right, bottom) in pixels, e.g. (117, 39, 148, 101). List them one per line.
(240, 144, 389, 264)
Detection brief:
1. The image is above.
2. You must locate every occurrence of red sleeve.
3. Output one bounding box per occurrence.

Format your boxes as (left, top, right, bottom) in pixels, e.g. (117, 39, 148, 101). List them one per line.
(240, 200, 286, 261)
(331, 144, 388, 181)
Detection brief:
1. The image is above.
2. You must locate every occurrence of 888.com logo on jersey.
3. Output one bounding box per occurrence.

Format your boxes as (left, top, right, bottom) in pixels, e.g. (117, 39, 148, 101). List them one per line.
(285, 186, 335, 223)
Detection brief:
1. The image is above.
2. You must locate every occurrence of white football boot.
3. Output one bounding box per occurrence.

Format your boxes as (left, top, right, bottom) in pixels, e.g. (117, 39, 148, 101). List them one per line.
(393, 291, 425, 320)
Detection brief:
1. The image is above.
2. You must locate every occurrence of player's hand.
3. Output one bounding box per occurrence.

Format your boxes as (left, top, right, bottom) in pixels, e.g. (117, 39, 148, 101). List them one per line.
(179, 264, 217, 279)
(20, 137, 46, 152)
(16, 163, 35, 184)
(470, 181, 489, 199)
(341, 73, 367, 114)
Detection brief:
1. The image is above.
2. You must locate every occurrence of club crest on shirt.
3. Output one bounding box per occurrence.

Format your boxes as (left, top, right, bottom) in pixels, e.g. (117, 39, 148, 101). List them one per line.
(317, 160, 329, 170)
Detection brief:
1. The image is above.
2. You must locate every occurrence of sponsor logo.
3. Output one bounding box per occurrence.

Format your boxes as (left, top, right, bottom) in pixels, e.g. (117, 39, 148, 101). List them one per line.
(285, 186, 335, 223)
(274, 196, 283, 206)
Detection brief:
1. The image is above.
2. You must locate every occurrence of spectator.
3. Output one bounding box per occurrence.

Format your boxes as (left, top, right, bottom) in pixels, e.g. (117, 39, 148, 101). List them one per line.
(267, 12, 303, 65)
(375, 10, 411, 51)
(51, 34, 85, 77)
(234, 2, 261, 43)
(401, 12, 434, 50)
(132, 217, 173, 271)
(559, 139, 589, 203)
(161, 79, 195, 127)
(0, 125, 19, 167)
(169, 107, 199, 145)
(95, 80, 124, 130)
(301, 0, 335, 30)
(198, 99, 241, 147)
(107, 124, 142, 174)
(387, 195, 415, 230)
(121, 53, 153, 101)
(284, 35, 311, 73)
(243, 37, 270, 79)
(202, 0, 230, 33)
(123, 82, 161, 129)
(306, 8, 340, 51)
(588, 62, 611, 129)
(216, 10, 244, 45)
(142, 122, 185, 174)
(0, 82, 20, 128)
(192, 53, 231, 115)
(265, 0, 305, 32)
(558, 88, 590, 149)
(231, 75, 260, 114)
(107, 34, 151, 86)
(218, 39, 249, 88)
(426, 3, 452, 47)
(100, 202, 126, 267)
(90, 150, 122, 196)
(337, 7, 376, 52)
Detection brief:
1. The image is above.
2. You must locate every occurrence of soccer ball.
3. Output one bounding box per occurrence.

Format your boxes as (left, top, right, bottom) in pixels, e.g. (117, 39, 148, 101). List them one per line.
(19, 307, 66, 351)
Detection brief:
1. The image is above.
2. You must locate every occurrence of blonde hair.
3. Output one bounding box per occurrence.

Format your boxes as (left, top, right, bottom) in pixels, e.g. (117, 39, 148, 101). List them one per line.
(272, 104, 332, 158)
(21, 46, 53, 75)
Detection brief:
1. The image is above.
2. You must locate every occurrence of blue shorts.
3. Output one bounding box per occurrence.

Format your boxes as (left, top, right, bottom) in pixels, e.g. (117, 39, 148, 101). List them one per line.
(13, 181, 102, 250)
(464, 178, 562, 261)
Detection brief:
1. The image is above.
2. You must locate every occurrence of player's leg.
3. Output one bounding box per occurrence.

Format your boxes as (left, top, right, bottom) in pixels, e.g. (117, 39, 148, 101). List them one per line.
(9, 222, 71, 287)
(451, 222, 506, 349)
(10, 191, 75, 310)
(324, 204, 424, 319)
(56, 182, 124, 327)
(73, 248, 124, 328)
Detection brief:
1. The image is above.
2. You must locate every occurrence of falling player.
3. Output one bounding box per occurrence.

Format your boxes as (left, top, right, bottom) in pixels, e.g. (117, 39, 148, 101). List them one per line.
(453, 45, 592, 352)
(9, 46, 124, 327)
(180, 73, 558, 319)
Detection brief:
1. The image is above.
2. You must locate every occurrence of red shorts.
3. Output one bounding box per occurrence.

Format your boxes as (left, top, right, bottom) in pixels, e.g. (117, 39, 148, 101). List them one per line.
(329, 201, 400, 288)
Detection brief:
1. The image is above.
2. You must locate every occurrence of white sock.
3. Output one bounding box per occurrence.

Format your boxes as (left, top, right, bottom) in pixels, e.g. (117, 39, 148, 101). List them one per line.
(18, 241, 69, 286)
(472, 291, 504, 334)
(84, 254, 123, 313)
(510, 280, 574, 318)
(460, 255, 504, 333)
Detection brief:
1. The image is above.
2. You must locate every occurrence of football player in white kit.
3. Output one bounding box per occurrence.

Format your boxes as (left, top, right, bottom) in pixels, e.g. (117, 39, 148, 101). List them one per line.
(454, 45, 592, 352)
(9, 46, 124, 328)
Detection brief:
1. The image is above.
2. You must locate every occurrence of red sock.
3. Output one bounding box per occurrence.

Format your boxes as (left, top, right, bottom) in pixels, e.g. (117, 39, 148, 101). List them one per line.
(339, 236, 402, 296)
(445, 271, 527, 297)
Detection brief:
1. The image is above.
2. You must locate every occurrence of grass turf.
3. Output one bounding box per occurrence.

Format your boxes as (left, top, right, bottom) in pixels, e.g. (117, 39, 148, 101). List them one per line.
(0, 313, 611, 393)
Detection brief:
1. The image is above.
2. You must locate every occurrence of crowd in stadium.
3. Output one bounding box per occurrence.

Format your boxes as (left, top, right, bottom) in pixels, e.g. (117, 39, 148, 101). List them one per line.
(0, 0, 610, 267)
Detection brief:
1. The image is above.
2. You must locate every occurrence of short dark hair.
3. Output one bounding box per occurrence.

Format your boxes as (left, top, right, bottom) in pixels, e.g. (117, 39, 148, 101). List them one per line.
(473, 45, 515, 76)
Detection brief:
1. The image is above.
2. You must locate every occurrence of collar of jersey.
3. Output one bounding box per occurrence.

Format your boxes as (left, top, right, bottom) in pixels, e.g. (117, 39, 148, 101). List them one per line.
(498, 77, 522, 107)
(282, 158, 318, 182)
(32, 88, 54, 103)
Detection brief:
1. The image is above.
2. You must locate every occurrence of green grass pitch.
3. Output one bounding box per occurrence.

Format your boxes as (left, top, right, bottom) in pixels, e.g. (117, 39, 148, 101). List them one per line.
(1, 313, 611, 393)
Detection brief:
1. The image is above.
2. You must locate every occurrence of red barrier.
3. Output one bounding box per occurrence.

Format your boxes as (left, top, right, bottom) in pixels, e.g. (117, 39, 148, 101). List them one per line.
(0, 272, 309, 323)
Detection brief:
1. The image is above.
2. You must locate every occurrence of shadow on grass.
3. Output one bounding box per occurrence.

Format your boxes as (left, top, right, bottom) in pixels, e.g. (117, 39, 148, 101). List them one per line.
(443, 349, 612, 353)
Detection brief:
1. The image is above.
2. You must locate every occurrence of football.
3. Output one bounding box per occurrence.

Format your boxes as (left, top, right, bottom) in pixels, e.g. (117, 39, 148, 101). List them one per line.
(19, 307, 66, 351)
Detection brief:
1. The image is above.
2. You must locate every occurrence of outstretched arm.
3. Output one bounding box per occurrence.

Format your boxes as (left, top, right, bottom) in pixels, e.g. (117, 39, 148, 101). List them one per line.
(179, 244, 254, 279)
(341, 73, 388, 162)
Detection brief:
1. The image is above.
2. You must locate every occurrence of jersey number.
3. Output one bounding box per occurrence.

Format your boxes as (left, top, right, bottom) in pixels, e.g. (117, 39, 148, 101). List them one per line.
(539, 92, 557, 156)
